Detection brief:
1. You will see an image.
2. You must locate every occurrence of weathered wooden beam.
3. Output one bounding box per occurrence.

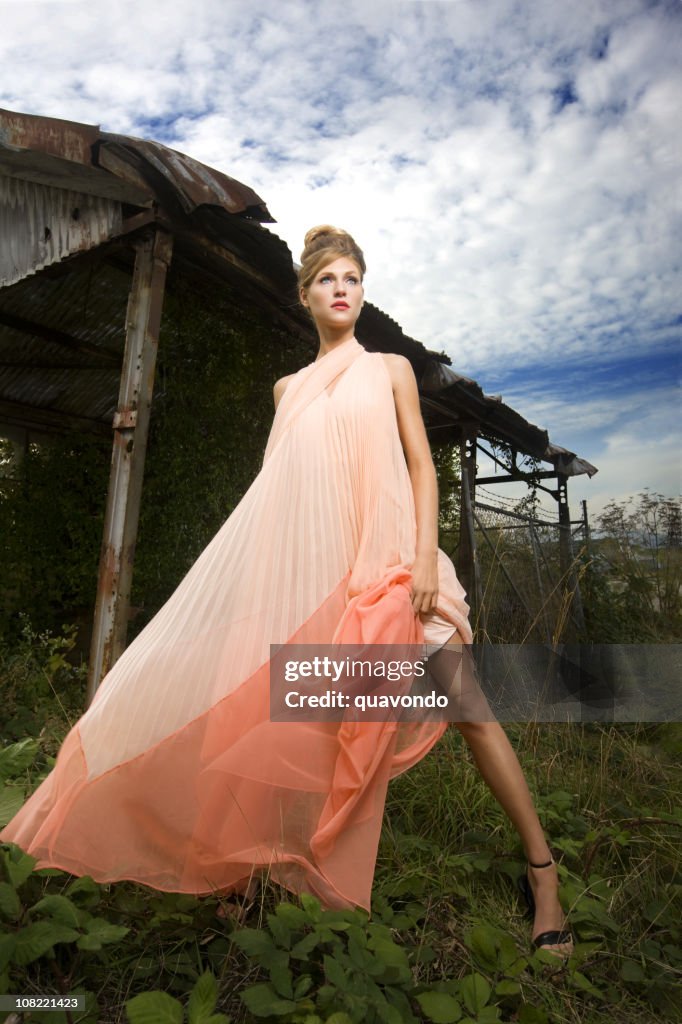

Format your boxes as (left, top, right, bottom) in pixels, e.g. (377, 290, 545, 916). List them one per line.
(87, 228, 173, 703)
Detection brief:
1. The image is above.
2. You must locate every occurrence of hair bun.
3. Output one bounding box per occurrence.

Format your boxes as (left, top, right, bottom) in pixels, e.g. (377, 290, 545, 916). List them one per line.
(302, 224, 345, 249)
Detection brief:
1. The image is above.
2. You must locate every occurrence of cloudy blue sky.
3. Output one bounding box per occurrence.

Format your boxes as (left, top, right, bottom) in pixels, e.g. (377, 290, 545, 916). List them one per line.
(1, 0, 680, 521)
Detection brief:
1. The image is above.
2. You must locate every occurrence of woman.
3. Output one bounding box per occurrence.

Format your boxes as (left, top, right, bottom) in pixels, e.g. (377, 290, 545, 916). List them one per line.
(0, 225, 571, 957)
(290, 226, 573, 958)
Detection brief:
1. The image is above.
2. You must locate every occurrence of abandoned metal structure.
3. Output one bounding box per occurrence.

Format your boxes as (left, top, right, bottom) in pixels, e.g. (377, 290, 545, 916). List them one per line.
(0, 107, 597, 701)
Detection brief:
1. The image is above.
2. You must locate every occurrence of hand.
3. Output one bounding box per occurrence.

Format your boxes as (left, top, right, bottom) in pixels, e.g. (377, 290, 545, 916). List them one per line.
(410, 551, 439, 615)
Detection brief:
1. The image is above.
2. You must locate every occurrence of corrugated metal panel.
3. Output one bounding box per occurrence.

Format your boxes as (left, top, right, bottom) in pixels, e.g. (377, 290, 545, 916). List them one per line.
(0, 108, 274, 223)
(0, 364, 120, 419)
(0, 260, 130, 426)
(0, 251, 130, 355)
(0, 176, 122, 287)
(98, 138, 274, 220)
(419, 357, 551, 459)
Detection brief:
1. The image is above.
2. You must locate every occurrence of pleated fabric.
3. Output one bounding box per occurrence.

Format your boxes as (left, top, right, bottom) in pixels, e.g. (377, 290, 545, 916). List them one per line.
(0, 338, 473, 911)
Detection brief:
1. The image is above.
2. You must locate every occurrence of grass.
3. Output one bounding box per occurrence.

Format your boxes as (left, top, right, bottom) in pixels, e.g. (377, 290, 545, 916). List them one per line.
(376, 722, 682, 1023)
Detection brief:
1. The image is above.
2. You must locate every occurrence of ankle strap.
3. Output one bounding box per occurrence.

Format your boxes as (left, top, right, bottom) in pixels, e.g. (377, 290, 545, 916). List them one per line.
(528, 857, 554, 869)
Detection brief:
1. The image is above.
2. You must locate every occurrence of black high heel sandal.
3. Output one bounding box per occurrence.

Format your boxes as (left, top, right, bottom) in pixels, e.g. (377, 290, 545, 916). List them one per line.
(518, 856, 573, 955)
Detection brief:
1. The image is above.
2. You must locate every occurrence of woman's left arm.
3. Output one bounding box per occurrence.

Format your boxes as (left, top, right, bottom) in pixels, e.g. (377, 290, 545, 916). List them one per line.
(384, 354, 439, 615)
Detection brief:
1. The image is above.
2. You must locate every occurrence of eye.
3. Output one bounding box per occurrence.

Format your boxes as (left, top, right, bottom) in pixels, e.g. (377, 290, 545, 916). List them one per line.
(346, 276, 359, 285)
(319, 274, 333, 283)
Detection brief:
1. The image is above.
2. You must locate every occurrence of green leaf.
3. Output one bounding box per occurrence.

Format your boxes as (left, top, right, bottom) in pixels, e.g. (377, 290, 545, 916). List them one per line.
(30, 893, 83, 928)
(368, 937, 410, 970)
(293, 974, 314, 999)
(0, 933, 16, 972)
(620, 959, 645, 983)
(477, 1008, 502, 1023)
(376, 1001, 404, 1024)
(415, 991, 462, 1023)
(323, 953, 350, 991)
(518, 1008, 548, 1024)
(267, 913, 293, 949)
(232, 926, 276, 958)
(126, 990, 184, 1024)
(65, 875, 101, 906)
(3, 845, 37, 887)
(291, 931, 320, 959)
(460, 973, 491, 1016)
(274, 902, 309, 928)
(0, 738, 40, 783)
(187, 970, 219, 1023)
(0, 881, 21, 920)
(571, 971, 603, 998)
(348, 931, 374, 969)
(0, 784, 25, 826)
(495, 980, 521, 996)
(300, 892, 322, 919)
(77, 918, 129, 950)
(270, 963, 294, 1000)
(324, 1015, 354, 1024)
(466, 924, 498, 968)
(497, 934, 523, 973)
(319, 913, 352, 932)
(240, 982, 297, 1017)
(13, 920, 81, 965)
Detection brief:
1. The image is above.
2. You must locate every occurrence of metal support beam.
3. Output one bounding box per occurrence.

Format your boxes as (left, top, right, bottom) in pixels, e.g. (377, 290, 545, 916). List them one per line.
(556, 472, 585, 634)
(458, 425, 484, 634)
(0, 397, 112, 436)
(0, 310, 120, 365)
(475, 471, 559, 485)
(86, 228, 173, 704)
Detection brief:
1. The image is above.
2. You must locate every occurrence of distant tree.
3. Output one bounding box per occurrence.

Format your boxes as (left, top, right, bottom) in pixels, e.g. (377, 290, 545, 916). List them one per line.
(593, 490, 682, 636)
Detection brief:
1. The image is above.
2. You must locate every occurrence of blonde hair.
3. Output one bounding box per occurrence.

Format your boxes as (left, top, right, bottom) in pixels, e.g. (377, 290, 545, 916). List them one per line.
(298, 225, 366, 297)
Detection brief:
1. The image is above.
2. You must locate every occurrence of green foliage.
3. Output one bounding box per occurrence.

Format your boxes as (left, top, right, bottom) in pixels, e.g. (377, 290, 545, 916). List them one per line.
(0, 618, 86, 755)
(432, 443, 461, 549)
(583, 490, 682, 642)
(0, 434, 109, 640)
(232, 893, 430, 1023)
(125, 969, 231, 1024)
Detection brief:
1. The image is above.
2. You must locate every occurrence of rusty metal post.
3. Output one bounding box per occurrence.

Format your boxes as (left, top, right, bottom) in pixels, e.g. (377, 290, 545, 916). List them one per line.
(458, 426, 484, 634)
(556, 472, 585, 635)
(87, 229, 173, 704)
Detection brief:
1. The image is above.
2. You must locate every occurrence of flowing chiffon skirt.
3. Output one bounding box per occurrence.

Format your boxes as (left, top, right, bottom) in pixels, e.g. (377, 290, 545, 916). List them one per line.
(0, 338, 472, 911)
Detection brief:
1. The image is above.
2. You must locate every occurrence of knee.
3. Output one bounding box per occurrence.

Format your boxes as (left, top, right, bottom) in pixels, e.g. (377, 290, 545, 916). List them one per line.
(453, 720, 501, 741)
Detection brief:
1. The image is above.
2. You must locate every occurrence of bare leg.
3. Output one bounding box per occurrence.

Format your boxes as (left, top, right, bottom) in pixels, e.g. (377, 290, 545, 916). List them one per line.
(454, 719, 573, 955)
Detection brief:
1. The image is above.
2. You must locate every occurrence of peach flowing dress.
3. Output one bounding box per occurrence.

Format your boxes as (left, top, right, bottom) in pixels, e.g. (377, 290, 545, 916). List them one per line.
(0, 338, 472, 911)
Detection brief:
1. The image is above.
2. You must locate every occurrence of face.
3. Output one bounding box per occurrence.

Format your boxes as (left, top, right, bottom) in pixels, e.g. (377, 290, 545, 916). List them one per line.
(300, 256, 364, 331)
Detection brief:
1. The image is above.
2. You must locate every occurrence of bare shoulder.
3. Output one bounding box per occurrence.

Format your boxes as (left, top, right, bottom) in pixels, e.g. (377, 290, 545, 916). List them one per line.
(380, 352, 417, 392)
(273, 372, 297, 410)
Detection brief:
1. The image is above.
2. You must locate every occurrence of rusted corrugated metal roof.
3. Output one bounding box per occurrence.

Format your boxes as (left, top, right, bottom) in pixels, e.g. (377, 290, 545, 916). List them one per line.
(419, 354, 549, 458)
(0, 107, 274, 221)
